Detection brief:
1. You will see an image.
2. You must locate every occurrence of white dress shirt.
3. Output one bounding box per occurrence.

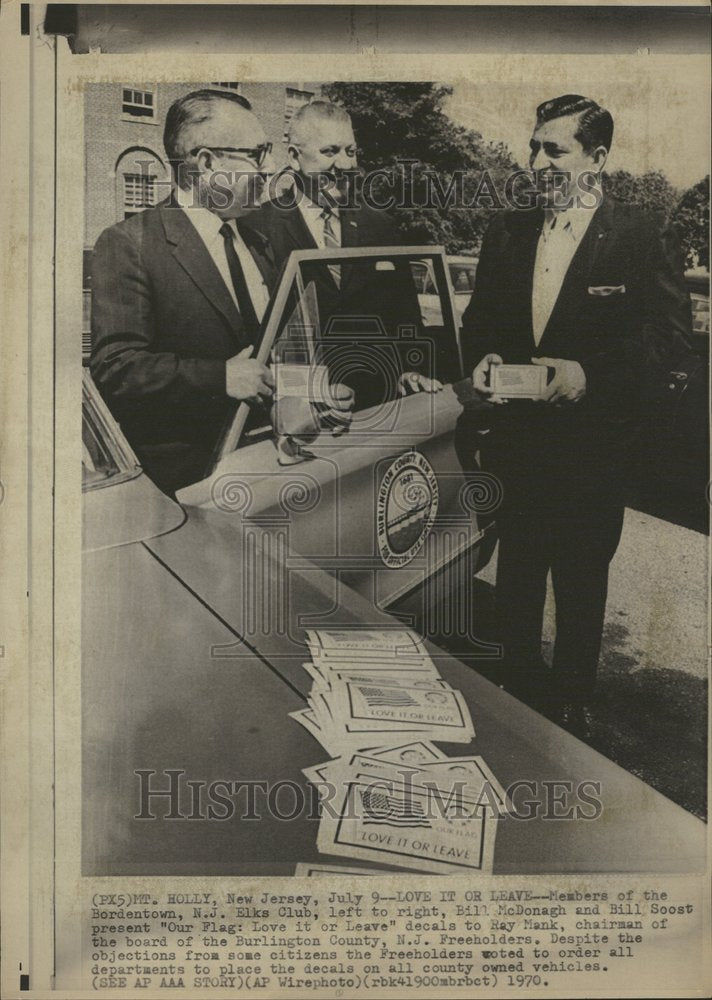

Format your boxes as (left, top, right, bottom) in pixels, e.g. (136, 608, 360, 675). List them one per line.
(298, 198, 342, 249)
(531, 206, 595, 345)
(174, 187, 269, 321)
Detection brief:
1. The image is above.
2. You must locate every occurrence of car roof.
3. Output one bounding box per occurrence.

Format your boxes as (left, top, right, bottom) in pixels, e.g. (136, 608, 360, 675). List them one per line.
(685, 269, 710, 294)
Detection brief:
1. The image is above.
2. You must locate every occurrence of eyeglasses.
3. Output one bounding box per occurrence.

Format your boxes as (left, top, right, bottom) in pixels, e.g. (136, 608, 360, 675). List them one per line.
(189, 143, 273, 168)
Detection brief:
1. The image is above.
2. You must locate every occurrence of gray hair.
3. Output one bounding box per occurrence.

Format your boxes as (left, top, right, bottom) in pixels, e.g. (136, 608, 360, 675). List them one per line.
(287, 100, 352, 146)
(163, 88, 253, 170)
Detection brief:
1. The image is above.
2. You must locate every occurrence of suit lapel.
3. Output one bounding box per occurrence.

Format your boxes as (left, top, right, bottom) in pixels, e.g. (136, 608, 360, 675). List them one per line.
(338, 207, 366, 292)
(283, 204, 319, 253)
(537, 199, 614, 352)
(236, 216, 278, 293)
(505, 210, 543, 349)
(583, 198, 615, 272)
(160, 199, 242, 335)
(339, 208, 360, 247)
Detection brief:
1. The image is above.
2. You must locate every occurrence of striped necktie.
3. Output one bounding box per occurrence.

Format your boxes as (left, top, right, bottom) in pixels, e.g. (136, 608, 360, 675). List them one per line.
(320, 207, 341, 287)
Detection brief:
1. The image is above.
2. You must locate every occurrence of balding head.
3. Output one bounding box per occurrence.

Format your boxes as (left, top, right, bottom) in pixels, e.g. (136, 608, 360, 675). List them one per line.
(164, 89, 257, 183)
(287, 100, 352, 147)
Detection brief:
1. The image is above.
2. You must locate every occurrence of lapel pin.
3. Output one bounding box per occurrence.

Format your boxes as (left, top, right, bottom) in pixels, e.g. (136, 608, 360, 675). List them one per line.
(349, 221, 357, 227)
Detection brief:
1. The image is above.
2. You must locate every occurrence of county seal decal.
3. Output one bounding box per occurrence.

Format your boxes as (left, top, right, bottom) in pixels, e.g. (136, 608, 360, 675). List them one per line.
(377, 451, 439, 568)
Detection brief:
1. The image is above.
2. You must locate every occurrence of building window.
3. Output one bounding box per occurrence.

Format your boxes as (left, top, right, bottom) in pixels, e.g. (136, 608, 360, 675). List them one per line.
(284, 87, 314, 140)
(123, 173, 158, 217)
(211, 82, 240, 91)
(121, 87, 156, 121)
(114, 148, 168, 222)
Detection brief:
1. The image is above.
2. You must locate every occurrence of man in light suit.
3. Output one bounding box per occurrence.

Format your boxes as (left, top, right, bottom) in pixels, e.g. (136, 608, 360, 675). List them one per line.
(251, 100, 442, 411)
(461, 94, 691, 735)
(91, 89, 351, 495)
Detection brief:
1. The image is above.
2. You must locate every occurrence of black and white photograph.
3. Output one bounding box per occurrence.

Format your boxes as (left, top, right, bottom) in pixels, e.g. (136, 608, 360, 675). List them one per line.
(1, 3, 710, 998)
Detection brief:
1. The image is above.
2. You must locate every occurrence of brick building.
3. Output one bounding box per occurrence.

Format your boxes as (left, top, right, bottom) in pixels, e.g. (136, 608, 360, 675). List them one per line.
(83, 81, 323, 348)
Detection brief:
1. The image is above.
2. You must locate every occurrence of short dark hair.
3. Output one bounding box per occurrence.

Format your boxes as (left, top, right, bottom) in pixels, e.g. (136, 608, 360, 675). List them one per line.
(163, 88, 253, 165)
(535, 94, 614, 154)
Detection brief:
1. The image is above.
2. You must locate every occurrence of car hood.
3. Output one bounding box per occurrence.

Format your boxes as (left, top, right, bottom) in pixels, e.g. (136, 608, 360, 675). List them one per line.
(84, 471, 186, 552)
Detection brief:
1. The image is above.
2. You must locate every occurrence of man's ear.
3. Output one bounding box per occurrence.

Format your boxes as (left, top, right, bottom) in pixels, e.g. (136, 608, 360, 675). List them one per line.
(592, 144, 608, 172)
(193, 147, 215, 175)
(286, 143, 301, 172)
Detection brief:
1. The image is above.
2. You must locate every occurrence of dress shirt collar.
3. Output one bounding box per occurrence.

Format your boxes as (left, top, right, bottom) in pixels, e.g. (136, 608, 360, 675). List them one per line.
(543, 184, 602, 239)
(173, 184, 239, 244)
(542, 203, 597, 244)
(172, 184, 269, 320)
(297, 196, 342, 251)
(300, 196, 340, 220)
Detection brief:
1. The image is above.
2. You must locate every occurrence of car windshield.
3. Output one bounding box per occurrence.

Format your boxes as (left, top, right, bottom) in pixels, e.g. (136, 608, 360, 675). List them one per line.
(82, 371, 141, 490)
(221, 247, 464, 455)
(304, 253, 461, 408)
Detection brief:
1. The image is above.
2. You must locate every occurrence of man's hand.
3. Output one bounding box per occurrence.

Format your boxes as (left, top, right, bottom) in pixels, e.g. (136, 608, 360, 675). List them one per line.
(471, 353, 508, 404)
(276, 383, 355, 442)
(225, 346, 274, 402)
(399, 371, 444, 396)
(531, 356, 586, 404)
(319, 383, 355, 436)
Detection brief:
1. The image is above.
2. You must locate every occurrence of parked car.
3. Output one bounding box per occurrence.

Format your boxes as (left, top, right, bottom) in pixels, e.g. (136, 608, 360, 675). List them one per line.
(83, 246, 500, 875)
(686, 268, 710, 342)
(177, 246, 493, 609)
(411, 254, 478, 328)
(634, 269, 709, 530)
(82, 353, 705, 878)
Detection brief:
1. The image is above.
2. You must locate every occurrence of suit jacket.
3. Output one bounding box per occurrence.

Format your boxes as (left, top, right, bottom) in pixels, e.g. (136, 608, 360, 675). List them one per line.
(90, 197, 277, 493)
(249, 198, 425, 409)
(460, 199, 692, 507)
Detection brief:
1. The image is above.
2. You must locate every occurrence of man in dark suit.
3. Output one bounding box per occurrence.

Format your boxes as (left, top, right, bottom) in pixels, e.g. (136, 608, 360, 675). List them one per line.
(461, 94, 691, 735)
(252, 100, 442, 411)
(91, 89, 351, 495)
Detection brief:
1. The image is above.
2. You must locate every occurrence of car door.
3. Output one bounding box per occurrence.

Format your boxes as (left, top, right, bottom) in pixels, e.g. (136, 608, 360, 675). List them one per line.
(178, 246, 497, 615)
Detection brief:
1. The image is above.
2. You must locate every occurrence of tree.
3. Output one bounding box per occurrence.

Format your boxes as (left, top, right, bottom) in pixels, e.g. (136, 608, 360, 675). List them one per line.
(671, 176, 709, 270)
(602, 169, 679, 221)
(322, 82, 518, 255)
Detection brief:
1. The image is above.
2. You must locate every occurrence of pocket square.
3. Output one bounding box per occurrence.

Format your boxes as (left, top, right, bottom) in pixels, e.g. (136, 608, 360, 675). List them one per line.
(588, 284, 626, 296)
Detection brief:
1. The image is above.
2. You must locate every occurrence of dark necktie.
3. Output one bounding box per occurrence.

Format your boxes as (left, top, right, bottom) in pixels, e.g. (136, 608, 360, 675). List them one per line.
(219, 222, 261, 342)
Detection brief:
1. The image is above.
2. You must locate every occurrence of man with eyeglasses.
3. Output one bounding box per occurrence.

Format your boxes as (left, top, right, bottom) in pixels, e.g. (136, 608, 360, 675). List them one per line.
(252, 100, 442, 411)
(90, 88, 352, 495)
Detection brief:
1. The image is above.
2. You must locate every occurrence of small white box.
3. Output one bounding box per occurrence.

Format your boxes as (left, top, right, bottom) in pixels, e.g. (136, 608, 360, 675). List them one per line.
(490, 363, 548, 398)
(275, 362, 331, 403)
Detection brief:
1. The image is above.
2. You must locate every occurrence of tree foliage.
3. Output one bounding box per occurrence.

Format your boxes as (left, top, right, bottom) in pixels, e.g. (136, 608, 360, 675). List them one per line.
(322, 82, 517, 255)
(671, 176, 709, 270)
(603, 169, 710, 270)
(321, 84, 709, 271)
(602, 169, 679, 221)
